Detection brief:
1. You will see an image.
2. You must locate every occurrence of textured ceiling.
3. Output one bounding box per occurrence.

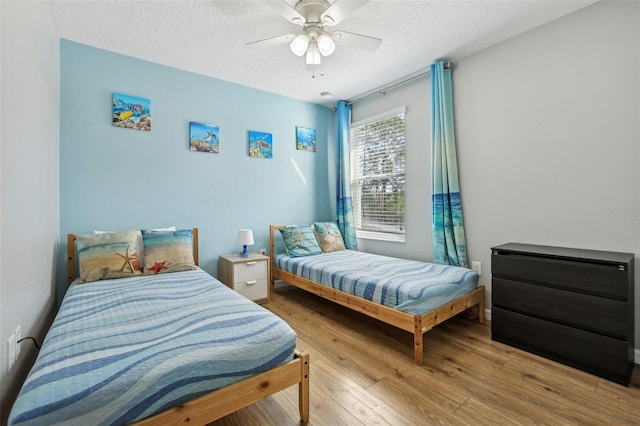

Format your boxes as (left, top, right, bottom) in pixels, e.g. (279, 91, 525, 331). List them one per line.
(49, 0, 598, 107)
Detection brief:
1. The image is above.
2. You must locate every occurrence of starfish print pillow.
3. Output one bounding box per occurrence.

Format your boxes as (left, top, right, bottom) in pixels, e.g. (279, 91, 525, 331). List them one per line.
(279, 224, 322, 257)
(142, 229, 196, 275)
(76, 230, 143, 283)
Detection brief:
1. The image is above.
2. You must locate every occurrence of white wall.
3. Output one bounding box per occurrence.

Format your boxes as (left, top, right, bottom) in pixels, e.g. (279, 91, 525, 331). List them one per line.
(353, 1, 640, 349)
(0, 1, 60, 422)
(456, 0, 639, 326)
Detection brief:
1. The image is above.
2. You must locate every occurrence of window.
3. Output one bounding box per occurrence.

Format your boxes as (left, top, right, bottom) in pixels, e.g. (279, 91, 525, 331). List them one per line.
(350, 107, 406, 242)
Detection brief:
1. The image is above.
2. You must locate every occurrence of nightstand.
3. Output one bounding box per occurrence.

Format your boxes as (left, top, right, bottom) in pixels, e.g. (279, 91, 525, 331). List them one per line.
(219, 253, 270, 304)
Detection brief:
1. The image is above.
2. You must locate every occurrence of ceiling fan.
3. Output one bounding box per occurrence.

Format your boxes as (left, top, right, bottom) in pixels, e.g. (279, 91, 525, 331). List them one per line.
(247, 0, 382, 71)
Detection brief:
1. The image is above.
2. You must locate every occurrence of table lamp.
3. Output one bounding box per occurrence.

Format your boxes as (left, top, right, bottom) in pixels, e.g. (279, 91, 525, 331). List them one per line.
(237, 229, 254, 258)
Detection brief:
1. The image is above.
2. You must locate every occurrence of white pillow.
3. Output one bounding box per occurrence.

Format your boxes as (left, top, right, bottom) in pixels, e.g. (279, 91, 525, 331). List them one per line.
(146, 226, 177, 232)
(94, 226, 176, 234)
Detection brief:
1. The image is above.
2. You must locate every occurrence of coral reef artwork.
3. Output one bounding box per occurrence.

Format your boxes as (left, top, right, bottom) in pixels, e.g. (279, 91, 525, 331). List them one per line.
(249, 130, 272, 158)
(189, 122, 219, 153)
(296, 126, 316, 152)
(112, 93, 151, 131)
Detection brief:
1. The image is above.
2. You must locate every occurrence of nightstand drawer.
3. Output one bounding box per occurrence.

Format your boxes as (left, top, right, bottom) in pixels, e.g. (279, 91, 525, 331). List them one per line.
(235, 279, 268, 301)
(234, 260, 267, 283)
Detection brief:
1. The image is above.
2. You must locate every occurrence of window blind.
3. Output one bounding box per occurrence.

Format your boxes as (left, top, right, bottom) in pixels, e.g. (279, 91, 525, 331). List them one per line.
(350, 110, 406, 236)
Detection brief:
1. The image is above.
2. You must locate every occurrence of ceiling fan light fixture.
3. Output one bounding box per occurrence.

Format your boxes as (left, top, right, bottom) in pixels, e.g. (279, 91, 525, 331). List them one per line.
(290, 34, 310, 56)
(317, 33, 336, 56)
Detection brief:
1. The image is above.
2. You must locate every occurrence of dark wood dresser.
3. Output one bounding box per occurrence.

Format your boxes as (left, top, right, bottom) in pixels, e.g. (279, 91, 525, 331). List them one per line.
(491, 243, 634, 385)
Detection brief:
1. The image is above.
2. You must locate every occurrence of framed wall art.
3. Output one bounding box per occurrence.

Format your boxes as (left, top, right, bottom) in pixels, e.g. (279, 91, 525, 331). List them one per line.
(189, 122, 219, 153)
(249, 130, 272, 158)
(296, 126, 316, 152)
(112, 93, 151, 131)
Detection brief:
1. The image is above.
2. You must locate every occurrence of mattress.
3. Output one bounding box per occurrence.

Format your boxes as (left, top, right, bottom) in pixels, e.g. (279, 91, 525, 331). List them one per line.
(9, 268, 297, 426)
(275, 250, 479, 315)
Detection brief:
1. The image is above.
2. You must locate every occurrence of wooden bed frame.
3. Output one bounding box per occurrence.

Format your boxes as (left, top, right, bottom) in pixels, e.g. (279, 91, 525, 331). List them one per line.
(66, 228, 310, 425)
(269, 224, 485, 366)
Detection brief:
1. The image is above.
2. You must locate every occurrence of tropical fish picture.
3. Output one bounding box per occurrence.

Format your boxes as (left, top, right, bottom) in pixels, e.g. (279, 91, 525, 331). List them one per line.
(189, 122, 219, 153)
(296, 126, 316, 152)
(249, 130, 273, 158)
(112, 93, 151, 131)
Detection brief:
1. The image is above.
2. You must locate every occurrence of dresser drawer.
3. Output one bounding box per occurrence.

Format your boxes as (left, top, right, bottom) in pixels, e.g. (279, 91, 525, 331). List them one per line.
(492, 278, 628, 338)
(235, 279, 268, 301)
(234, 260, 267, 283)
(492, 253, 627, 299)
(492, 308, 631, 385)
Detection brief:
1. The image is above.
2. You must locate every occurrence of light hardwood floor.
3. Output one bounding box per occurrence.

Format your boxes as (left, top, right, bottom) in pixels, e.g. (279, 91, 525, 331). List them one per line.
(213, 286, 640, 425)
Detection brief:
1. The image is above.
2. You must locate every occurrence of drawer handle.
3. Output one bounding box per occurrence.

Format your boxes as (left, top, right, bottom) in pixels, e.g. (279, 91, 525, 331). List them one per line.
(246, 262, 257, 265)
(245, 280, 257, 285)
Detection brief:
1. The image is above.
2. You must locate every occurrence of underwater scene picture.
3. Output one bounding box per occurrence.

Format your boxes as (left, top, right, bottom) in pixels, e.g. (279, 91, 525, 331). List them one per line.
(249, 130, 273, 158)
(296, 126, 316, 152)
(189, 122, 219, 153)
(112, 93, 151, 131)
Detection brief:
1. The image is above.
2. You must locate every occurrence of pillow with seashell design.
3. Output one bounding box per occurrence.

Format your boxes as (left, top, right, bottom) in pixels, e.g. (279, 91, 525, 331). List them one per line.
(76, 229, 143, 283)
(313, 222, 346, 253)
(279, 224, 323, 257)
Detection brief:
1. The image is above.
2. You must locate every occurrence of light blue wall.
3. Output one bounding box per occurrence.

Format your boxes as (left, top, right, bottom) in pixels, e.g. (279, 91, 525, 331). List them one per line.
(59, 40, 334, 301)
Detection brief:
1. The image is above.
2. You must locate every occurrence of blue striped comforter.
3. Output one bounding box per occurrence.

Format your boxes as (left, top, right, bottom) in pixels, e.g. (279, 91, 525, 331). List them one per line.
(275, 250, 479, 315)
(9, 268, 296, 426)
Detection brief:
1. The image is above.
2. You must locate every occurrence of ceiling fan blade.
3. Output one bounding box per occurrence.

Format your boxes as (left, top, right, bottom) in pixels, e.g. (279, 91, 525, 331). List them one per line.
(246, 34, 296, 48)
(262, 1, 306, 25)
(321, 0, 369, 26)
(333, 30, 381, 53)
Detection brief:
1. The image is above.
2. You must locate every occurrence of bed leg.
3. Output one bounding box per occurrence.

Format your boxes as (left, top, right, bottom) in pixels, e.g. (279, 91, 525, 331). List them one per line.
(478, 287, 485, 324)
(414, 320, 424, 366)
(299, 352, 310, 423)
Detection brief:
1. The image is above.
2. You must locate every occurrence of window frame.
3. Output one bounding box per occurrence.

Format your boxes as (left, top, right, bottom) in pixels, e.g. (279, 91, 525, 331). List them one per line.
(349, 106, 407, 243)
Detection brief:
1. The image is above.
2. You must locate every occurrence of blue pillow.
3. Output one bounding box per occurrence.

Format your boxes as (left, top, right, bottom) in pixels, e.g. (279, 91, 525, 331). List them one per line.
(280, 225, 322, 257)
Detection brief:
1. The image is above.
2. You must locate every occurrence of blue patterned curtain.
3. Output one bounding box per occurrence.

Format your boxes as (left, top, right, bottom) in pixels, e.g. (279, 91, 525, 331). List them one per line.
(336, 100, 357, 250)
(431, 61, 468, 267)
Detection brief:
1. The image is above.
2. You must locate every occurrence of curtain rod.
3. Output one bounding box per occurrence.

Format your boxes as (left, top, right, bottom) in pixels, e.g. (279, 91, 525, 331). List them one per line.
(346, 61, 451, 106)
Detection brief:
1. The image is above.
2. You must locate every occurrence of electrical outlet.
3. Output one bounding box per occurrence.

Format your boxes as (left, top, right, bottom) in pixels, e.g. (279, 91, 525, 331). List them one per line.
(15, 325, 21, 358)
(259, 248, 267, 255)
(472, 261, 482, 276)
(7, 333, 16, 370)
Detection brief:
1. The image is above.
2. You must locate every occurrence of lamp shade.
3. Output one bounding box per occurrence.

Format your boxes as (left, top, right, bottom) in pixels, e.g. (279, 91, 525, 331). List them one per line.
(237, 229, 254, 246)
(317, 33, 335, 56)
(290, 34, 310, 56)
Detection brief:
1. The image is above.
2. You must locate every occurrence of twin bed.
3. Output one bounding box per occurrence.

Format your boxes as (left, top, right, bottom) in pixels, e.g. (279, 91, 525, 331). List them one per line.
(10, 224, 484, 425)
(9, 229, 309, 426)
(269, 224, 485, 365)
